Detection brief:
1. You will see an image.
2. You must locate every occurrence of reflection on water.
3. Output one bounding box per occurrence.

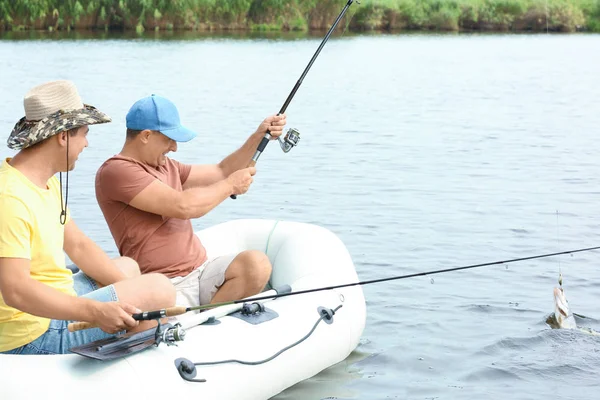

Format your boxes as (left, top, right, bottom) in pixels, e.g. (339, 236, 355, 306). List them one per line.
(0, 29, 322, 41)
(272, 349, 369, 400)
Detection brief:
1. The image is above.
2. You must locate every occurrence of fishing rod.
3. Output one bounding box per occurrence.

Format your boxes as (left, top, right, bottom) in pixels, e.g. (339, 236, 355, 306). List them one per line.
(68, 244, 600, 333)
(231, 0, 356, 199)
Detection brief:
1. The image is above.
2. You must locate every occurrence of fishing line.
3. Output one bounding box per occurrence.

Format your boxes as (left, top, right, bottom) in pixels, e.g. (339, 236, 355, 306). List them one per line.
(545, 0, 549, 33)
(339, 0, 360, 37)
(556, 210, 563, 287)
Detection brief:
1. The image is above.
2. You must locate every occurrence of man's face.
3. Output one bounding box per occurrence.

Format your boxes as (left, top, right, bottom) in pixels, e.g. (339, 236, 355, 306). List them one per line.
(65, 125, 89, 171)
(147, 131, 177, 167)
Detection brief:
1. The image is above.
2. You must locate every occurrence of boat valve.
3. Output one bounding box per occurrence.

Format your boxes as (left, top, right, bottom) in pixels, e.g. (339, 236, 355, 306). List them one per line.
(175, 358, 206, 383)
(318, 304, 343, 325)
(278, 128, 300, 153)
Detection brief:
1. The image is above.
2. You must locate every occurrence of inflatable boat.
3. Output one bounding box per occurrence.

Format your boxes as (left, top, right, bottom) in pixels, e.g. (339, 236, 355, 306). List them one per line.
(0, 219, 366, 400)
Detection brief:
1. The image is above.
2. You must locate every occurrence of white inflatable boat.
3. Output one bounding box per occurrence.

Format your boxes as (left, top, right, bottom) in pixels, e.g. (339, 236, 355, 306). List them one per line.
(0, 219, 366, 400)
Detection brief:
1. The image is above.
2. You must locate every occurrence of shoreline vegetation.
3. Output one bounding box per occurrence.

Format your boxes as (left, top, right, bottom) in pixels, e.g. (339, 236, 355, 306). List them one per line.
(1, 0, 600, 34)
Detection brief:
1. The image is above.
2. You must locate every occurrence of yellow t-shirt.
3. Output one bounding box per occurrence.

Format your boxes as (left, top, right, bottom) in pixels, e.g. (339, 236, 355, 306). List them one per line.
(0, 158, 75, 352)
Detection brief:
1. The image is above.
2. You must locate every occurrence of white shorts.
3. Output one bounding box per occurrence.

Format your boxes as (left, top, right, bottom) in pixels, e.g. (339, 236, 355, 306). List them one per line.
(170, 254, 237, 307)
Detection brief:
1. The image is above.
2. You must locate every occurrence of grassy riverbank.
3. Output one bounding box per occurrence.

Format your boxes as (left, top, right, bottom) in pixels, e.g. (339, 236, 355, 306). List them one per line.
(2, 0, 600, 33)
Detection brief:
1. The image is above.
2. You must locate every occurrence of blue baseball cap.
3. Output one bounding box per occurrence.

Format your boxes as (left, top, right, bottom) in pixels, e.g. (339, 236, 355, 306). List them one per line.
(126, 94, 197, 142)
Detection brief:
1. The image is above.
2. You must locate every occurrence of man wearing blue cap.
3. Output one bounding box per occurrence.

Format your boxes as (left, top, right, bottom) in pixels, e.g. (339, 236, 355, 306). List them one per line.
(95, 94, 287, 308)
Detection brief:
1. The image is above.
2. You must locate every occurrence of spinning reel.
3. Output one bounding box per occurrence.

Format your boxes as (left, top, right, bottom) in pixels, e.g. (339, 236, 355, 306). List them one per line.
(277, 127, 300, 153)
(155, 322, 186, 347)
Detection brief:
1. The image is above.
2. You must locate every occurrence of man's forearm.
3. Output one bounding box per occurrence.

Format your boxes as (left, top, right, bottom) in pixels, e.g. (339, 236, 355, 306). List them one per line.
(5, 278, 98, 322)
(218, 131, 263, 176)
(181, 179, 233, 219)
(69, 237, 126, 286)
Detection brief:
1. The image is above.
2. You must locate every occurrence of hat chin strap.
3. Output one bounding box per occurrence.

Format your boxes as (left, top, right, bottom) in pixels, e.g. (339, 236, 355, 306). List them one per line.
(59, 134, 69, 225)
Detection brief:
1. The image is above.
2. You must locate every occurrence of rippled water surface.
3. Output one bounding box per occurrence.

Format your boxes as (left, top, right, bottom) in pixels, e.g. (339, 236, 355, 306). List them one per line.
(2, 31, 600, 399)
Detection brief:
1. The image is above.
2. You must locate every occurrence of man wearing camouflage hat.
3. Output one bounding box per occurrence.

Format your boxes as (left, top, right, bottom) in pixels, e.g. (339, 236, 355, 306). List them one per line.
(0, 80, 175, 355)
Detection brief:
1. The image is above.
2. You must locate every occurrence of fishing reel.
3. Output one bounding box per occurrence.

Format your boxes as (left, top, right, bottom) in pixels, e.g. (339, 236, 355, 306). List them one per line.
(278, 128, 300, 153)
(155, 322, 186, 347)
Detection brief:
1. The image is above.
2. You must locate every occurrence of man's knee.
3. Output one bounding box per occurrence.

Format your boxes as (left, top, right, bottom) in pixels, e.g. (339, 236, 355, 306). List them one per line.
(114, 272, 176, 310)
(240, 250, 271, 285)
(143, 273, 176, 305)
(113, 256, 141, 278)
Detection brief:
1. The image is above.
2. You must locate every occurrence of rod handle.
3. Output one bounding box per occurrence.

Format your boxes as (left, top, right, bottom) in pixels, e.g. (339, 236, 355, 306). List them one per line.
(68, 321, 96, 332)
(165, 306, 188, 317)
(67, 306, 188, 332)
(130, 306, 187, 320)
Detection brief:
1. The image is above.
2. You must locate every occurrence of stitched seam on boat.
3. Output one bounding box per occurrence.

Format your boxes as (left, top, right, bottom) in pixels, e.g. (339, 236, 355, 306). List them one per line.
(264, 220, 279, 256)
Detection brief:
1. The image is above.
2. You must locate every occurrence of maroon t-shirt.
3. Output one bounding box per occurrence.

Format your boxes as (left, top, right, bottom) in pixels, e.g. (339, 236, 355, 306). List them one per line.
(95, 155, 206, 278)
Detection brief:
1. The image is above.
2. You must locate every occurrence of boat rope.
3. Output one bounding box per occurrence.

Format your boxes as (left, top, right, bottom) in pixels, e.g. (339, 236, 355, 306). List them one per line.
(175, 305, 343, 382)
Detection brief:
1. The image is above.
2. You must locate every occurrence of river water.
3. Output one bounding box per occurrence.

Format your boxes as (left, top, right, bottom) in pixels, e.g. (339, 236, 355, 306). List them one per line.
(1, 30, 600, 399)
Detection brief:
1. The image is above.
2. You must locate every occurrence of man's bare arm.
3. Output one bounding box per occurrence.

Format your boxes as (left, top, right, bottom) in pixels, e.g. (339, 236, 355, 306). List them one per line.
(0, 257, 100, 322)
(183, 114, 286, 189)
(63, 220, 126, 286)
(129, 168, 254, 219)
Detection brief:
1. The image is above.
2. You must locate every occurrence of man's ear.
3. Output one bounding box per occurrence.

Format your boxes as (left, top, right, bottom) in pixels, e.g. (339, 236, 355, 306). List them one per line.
(56, 131, 68, 147)
(140, 129, 153, 144)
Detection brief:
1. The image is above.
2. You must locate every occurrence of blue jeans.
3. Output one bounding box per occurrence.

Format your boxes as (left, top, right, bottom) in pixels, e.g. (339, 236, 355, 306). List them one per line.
(1, 270, 119, 355)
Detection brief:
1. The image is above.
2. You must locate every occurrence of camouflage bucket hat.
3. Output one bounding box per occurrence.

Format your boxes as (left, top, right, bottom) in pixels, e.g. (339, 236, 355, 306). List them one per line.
(7, 80, 112, 150)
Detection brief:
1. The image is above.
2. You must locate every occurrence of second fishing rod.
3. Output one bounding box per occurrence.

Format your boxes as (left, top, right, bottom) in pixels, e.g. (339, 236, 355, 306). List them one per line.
(230, 0, 356, 199)
(68, 244, 600, 332)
